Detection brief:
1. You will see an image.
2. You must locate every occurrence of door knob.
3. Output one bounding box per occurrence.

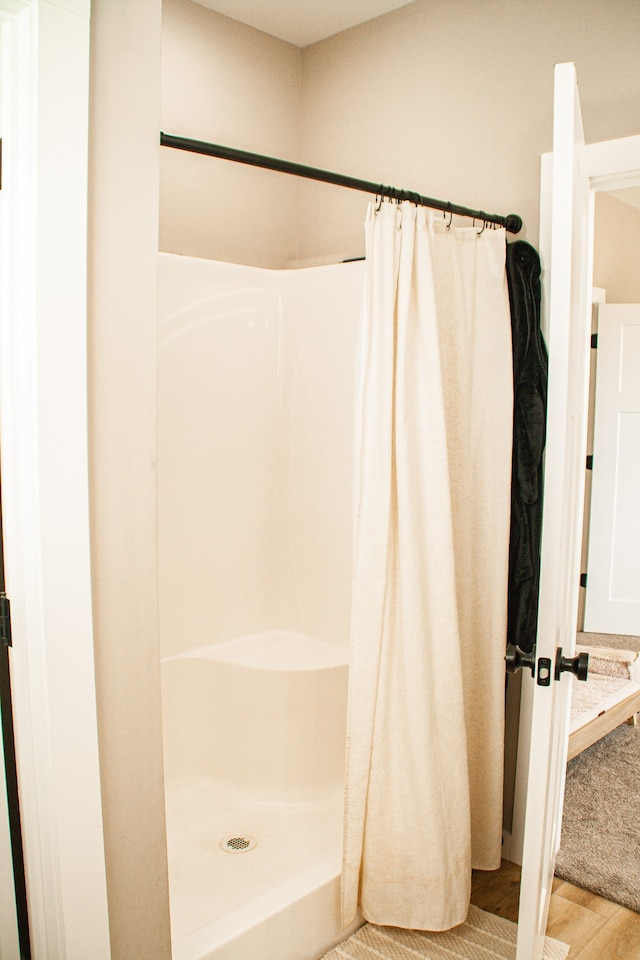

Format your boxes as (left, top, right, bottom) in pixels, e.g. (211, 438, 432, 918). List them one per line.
(555, 647, 589, 682)
(505, 643, 536, 677)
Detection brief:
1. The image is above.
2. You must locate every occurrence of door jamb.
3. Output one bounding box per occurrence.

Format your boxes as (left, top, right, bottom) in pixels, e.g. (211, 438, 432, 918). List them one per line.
(0, 3, 111, 957)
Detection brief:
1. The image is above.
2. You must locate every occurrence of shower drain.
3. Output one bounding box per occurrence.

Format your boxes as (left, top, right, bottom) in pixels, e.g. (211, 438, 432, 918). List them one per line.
(220, 834, 257, 854)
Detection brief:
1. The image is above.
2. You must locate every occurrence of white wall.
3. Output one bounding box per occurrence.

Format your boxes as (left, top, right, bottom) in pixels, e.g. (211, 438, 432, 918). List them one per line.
(157, 255, 363, 659)
(160, 0, 302, 267)
(157, 257, 283, 654)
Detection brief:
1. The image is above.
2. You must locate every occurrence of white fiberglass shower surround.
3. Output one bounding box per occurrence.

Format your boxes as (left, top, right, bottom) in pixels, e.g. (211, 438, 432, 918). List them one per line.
(157, 253, 365, 960)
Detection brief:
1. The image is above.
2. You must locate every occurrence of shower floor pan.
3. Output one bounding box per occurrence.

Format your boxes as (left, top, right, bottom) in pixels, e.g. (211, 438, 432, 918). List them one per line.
(166, 779, 352, 960)
(161, 632, 359, 960)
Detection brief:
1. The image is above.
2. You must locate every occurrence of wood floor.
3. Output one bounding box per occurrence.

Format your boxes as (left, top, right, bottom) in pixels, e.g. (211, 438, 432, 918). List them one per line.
(471, 859, 640, 959)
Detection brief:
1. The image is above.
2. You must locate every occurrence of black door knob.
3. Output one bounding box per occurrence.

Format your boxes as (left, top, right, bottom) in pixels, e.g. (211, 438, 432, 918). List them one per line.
(555, 647, 589, 682)
(505, 643, 536, 677)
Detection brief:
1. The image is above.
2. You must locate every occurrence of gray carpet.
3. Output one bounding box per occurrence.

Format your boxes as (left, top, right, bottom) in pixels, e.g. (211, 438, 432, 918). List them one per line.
(555, 723, 640, 913)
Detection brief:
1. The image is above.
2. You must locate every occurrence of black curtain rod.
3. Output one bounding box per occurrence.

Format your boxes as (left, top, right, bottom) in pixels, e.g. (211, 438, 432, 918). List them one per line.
(160, 133, 523, 235)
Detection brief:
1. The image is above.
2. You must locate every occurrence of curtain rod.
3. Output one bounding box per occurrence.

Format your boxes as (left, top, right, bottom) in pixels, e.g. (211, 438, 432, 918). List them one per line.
(160, 133, 523, 234)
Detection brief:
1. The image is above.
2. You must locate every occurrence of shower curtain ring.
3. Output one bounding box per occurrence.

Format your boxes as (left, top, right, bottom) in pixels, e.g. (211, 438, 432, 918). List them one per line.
(477, 219, 486, 237)
(445, 207, 453, 229)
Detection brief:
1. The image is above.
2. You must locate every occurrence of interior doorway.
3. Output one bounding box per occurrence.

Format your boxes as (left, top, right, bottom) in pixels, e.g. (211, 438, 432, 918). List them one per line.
(580, 187, 640, 637)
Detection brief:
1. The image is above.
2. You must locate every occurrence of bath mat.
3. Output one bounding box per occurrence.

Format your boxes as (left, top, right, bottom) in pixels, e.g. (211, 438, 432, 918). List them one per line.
(555, 723, 640, 913)
(320, 904, 569, 959)
(575, 642, 640, 680)
(569, 672, 637, 730)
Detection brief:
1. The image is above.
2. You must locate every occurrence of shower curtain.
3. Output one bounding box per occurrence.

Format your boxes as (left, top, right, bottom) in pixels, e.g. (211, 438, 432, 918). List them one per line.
(342, 201, 513, 931)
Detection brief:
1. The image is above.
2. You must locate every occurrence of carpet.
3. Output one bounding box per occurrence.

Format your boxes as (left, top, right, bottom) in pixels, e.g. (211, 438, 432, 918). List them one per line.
(577, 631, 640, 654)
(320, 904, 568, 959)
(555, 723, 640, 913)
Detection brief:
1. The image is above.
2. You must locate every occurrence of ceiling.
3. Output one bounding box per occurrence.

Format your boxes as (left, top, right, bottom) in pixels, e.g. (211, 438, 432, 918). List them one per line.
(191, 0, 415, 47)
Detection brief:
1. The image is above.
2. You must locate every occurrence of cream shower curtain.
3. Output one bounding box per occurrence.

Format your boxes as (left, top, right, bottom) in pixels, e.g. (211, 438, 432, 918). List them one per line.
(342, 201, 513, 931)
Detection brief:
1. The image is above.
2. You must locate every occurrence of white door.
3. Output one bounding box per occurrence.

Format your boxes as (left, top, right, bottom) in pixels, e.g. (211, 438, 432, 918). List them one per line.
(584, 304, 640, 634)
(516, 62, 593, 960)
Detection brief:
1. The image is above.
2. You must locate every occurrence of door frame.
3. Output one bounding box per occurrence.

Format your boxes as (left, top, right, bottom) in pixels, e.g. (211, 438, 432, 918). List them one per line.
(0, 2, 111, 957)
(505, 120, 640, 866)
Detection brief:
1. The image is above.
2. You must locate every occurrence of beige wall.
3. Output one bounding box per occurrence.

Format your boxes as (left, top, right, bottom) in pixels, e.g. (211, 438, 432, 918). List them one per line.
(593, 193, 640, 303)
(88, 0, 171, 957)
(160, 0, 302, 267)
(86, 3, 637, 938)
(159, 0, 640, 267)
(298, 0, 640, 262)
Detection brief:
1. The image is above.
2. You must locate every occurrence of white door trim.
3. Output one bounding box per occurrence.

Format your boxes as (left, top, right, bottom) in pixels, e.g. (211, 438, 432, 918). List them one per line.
(585, 134, 640, 190)
(0, 2, 110, 958)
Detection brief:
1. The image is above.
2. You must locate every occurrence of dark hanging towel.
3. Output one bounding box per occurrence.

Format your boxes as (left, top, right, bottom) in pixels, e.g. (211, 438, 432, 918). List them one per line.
(506, 241, 548, 654)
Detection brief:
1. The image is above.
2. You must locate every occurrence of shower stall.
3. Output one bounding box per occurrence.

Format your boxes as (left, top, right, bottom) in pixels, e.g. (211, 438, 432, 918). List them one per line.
(157, 252, 365, 960)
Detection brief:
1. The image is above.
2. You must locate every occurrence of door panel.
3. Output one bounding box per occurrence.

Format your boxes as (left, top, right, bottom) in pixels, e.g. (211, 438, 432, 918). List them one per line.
(516, 62, 593, 960)
(585, 304, 640, 634)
